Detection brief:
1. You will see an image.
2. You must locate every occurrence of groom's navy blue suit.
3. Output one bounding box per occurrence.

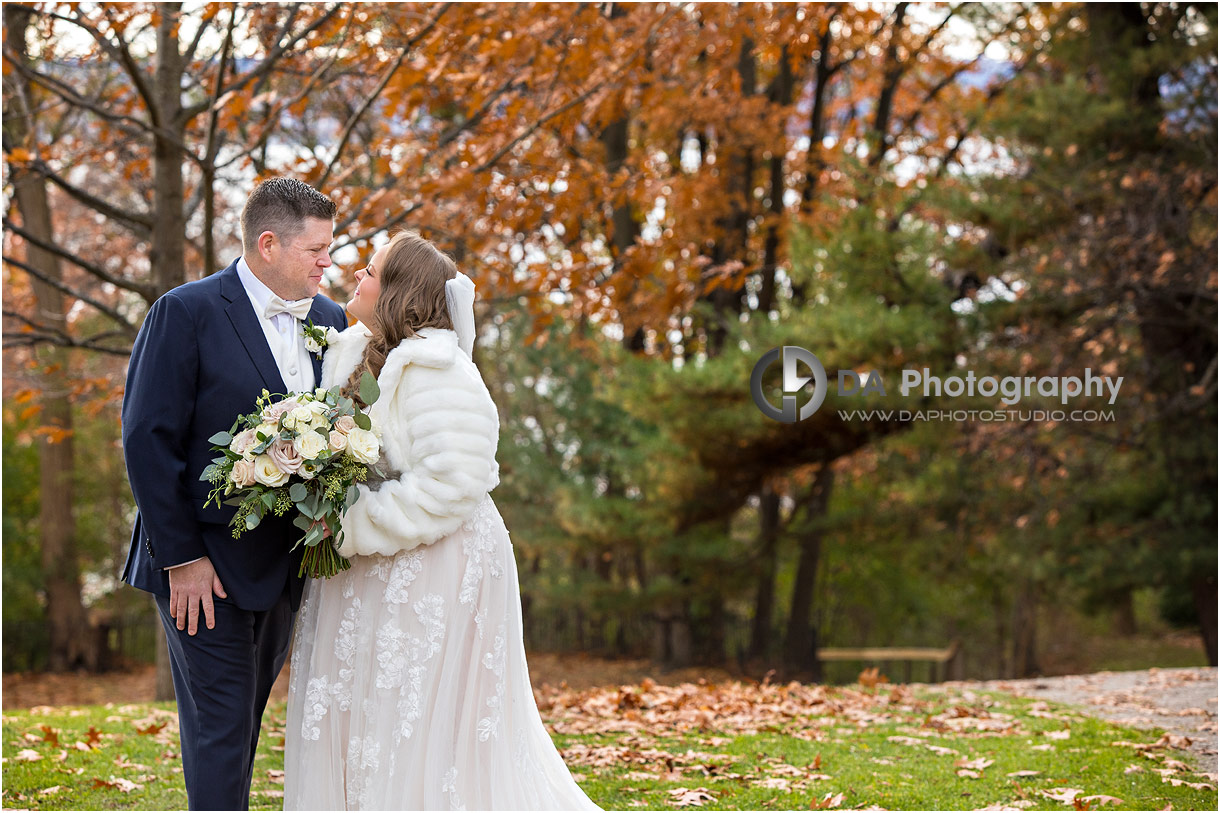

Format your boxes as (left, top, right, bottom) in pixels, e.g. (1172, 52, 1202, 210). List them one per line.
(121, 259, 347, 810)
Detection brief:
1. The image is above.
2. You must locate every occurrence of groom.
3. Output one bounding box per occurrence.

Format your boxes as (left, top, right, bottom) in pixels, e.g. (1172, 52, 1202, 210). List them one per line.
(121, 177, 349, 810)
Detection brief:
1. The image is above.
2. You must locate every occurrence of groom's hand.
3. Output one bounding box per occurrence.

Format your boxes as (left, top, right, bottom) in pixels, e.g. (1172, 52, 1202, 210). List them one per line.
(168, 557, 228, 636)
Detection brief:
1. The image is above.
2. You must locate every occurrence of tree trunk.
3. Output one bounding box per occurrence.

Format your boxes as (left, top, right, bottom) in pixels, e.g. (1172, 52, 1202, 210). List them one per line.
(1191, 575, 1218, 667)
(783, 468, 834, 678)
(1011, 578, 1040, 678)
(748, 484, 781, 663)
(152, 3, 188, 294)
(4, 4, 98, 673)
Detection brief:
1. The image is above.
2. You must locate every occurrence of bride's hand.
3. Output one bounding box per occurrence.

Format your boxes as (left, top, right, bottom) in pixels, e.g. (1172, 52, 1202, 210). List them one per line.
(311, 516, 333, 539)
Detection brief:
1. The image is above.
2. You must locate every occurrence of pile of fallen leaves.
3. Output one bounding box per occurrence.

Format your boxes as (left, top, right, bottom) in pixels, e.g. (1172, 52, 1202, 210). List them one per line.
(535, 678, 1216, 810)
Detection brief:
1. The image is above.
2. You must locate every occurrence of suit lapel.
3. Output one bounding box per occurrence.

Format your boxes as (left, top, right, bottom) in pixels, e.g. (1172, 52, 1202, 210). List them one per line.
(219, 262, 287, 394)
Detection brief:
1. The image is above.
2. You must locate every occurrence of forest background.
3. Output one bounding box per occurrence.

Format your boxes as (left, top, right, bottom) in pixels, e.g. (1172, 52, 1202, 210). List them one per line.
(3, 2, 1216, 696)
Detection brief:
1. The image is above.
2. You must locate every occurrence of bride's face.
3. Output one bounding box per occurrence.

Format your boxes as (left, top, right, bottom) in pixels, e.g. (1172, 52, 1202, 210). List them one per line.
(348, 245, 387, 326)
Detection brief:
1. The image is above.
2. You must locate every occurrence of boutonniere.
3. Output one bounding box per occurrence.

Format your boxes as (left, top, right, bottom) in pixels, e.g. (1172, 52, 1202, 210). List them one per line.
(302, 319, 328, 358)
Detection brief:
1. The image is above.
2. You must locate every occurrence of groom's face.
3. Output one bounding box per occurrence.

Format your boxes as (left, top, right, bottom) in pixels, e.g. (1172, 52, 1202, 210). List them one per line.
(266, 217, 334, 300)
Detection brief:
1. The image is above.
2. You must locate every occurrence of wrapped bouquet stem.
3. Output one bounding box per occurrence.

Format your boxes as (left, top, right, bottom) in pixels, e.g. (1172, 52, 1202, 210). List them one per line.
(199, 372, 383, 578)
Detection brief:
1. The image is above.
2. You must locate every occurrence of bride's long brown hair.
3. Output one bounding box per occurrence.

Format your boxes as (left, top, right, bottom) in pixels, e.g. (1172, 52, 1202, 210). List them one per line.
(345, 231, 458, 406)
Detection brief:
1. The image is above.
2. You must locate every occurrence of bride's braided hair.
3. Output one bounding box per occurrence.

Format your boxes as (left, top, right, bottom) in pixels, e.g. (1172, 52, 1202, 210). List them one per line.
(345, 231, 458, 408)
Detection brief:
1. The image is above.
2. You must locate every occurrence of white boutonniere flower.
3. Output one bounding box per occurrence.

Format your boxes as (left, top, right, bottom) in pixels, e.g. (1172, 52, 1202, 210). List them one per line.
(302, 319, 328, 358)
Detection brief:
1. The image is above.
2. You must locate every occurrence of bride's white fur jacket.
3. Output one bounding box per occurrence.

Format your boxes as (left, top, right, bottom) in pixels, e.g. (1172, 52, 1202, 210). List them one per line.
(320, 323, 500, 557)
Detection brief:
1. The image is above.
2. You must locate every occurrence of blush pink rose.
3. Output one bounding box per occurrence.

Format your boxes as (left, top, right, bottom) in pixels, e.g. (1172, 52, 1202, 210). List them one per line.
(328, 430, 347, 453)
(230, 458, 256, 488)
(229, 428, 258, 457)
(267, 438, 302, 475)
(261, 398, 297, 423)
(334, 415, 357, 434)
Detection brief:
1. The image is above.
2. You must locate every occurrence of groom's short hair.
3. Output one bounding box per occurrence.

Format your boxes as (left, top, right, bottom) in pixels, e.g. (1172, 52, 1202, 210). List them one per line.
(241, 178, 337, 254)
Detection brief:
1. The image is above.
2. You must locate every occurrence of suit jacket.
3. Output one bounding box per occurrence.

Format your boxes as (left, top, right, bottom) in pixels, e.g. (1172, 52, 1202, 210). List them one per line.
(120, 259, 349, 611)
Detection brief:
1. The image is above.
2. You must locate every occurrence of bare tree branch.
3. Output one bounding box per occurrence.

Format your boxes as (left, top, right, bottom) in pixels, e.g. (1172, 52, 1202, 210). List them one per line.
(181, 4, 342, 121)
(4, 216, 155, 299)
(317, 3, 453, 190)
(3, 252, 139, 332)
(27, 159, 153, 235)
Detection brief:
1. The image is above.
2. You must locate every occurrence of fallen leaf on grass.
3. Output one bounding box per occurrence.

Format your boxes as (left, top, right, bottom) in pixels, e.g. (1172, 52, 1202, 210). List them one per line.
(810, 791, 845, 809)
(1039, 787, 1084, 804)
(957, 769, 982, 779)
(757, 777, 792, 790)
(267, 769, 285, 784)
(92, 777, 142, 793)
(1007, 770, 1040, 777)
(85, 727, 103, 745)
(956, 757, 995, 772)
(1123, 764, 1144, 775)
(926, 744, 960, 756)
(1078, 795, 1123, 807)
(1161, 776, 1215, 790)
(668, 787, 715, 807)
(39, 786, 63, 796)
(14, 749, 42, 762)
(39, 725, 60, 747)
(1042, 729, 1071, 740)
(1029, 744, 1055, 751)
(259, 790, 284, 799)
(135, 721, 167, 736)
(73, 741, 93, 751)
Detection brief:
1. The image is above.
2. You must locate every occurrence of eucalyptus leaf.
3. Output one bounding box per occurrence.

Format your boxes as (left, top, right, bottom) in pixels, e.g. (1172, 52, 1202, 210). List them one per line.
(208, 430, 233, 446)
(245, 512, 261, 531)
(359, 370, 380, 406)
(293, 515, 312, 531)
(261, 492, 276, 510)
(289, 483, 309, 502)
(200, 465, 218, 482)
(353, 412, 372, 431)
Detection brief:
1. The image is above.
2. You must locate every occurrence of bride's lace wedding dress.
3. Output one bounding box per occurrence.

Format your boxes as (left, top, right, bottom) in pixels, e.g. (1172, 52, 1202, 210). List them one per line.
(284, 498, 597, 810)
(284, 325, 599, 810)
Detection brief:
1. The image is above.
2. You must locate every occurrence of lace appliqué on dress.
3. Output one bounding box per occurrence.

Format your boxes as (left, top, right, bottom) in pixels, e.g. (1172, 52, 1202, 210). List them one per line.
(476, 624, 507, 742)
(442, 766, 466, 811)
(346, 735, 381, 809)
(458, 499, 504, 610)
(392, 592, 446, 746)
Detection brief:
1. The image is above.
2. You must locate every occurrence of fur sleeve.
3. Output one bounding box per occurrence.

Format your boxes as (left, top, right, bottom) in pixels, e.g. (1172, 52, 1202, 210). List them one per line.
(336, 349, 499, 557)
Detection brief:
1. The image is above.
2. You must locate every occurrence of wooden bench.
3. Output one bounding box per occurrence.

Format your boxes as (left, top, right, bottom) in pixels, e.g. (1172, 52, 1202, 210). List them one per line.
(817, 639, 962, 684)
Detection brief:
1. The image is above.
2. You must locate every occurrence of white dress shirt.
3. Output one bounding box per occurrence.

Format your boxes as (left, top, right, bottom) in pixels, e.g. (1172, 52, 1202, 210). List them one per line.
(167, 259, 318, 572)
(235, 256, 317, 395)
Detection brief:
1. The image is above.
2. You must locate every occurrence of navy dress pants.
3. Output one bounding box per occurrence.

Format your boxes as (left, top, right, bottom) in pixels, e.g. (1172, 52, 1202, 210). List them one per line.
(155, 587, 294, 810)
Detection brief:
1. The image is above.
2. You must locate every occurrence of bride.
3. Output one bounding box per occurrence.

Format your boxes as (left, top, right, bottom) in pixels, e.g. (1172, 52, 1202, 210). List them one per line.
(284, 231, 600, 811)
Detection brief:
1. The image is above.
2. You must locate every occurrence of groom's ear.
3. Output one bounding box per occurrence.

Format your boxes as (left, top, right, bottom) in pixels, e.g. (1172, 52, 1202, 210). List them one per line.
(257, 230, 277, 262)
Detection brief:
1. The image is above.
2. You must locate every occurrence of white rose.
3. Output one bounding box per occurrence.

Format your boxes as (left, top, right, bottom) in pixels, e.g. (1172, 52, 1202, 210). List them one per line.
(294, 429, 329, 461)
(304, 334, 322, 353)
(288, 406, 315, 430)
(345, 427, 380, 465)
(299, 461, 320, 481)
(252, 453, 290, 487)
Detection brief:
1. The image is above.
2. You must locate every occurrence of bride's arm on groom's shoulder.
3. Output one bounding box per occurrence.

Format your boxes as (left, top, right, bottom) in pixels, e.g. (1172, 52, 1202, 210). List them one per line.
(122, 292, 208, 567)
(337, 358, 499, 558)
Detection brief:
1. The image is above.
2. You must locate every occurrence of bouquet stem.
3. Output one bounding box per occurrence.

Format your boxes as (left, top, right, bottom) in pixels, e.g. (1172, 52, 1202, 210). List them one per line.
(299, 539, 352, 579)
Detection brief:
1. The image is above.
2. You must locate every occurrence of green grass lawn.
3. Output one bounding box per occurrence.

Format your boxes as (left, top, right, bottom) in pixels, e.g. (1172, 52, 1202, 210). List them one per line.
(2, 684, 1215, 810)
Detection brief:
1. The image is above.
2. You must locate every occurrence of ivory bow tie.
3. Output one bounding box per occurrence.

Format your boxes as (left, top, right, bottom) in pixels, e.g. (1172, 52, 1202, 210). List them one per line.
(263, 295, 314, 321)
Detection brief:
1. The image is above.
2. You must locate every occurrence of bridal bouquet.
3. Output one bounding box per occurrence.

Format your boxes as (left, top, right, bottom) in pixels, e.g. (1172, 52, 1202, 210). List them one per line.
(199, 374, 382, 578)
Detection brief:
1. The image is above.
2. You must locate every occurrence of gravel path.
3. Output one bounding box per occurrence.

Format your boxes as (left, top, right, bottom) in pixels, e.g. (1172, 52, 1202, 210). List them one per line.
(958, 667, 1218, 774)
